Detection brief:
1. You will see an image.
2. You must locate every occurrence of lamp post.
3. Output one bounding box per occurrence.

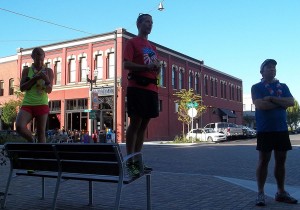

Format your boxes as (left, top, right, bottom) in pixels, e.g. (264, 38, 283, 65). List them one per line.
(86, 67, 98, 136)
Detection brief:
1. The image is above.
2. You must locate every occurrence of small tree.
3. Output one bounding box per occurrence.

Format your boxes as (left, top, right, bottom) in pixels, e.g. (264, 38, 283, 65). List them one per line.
(287, 99, 300, 131)
(1, 100, 19, 129)
(1, 82, 24, 129)
(174, 89, 206, 137)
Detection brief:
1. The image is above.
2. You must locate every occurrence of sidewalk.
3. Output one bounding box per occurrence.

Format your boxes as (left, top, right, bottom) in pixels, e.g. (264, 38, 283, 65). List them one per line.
(0, 140, 299, 209)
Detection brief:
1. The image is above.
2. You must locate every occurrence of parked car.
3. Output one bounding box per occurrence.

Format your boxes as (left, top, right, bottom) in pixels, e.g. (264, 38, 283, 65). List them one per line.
(204, 122, 244, 139)
(241, 126, 257, 138)
(291, 127, 300, 134)
(186, 128, 227, 142)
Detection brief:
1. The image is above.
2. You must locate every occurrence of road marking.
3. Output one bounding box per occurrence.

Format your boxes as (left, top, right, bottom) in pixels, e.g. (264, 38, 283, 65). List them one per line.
(215, 176, 300, 200)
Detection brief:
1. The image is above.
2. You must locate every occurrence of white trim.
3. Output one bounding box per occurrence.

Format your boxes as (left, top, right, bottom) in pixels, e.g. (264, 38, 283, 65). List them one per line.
(0, 55, 17, 63)
(93, 50, 104, 58)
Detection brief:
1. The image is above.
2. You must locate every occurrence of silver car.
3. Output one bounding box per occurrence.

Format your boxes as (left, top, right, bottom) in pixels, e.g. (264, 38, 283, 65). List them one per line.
(186, 128, 227, 142)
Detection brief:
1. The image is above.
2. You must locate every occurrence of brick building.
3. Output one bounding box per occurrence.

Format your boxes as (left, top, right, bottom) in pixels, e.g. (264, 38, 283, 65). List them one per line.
(0, 29, 243, 142)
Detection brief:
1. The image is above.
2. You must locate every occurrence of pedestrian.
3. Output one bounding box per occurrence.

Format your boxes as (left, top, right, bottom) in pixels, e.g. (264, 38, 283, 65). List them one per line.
(251, 59, 297, 206)
(123, 13, 161, 176)
(16, 47, 54, 143)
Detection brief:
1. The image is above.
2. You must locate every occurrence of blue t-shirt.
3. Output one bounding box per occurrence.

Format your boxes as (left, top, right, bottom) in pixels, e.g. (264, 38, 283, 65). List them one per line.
(251, 81, 293, 132)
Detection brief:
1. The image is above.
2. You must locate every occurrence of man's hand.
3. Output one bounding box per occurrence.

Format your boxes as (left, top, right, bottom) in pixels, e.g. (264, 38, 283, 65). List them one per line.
(147, 59, 161, 72)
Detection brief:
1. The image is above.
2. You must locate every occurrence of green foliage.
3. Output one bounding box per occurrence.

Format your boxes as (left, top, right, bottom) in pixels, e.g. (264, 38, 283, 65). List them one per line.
(0, 133, 27, 145)
(287, 99, 300, 131)
(173, 89, 206, 135)
(172, 135, 200, 143)
(0, 82, 23, 129)
(1, 100, 20, 129)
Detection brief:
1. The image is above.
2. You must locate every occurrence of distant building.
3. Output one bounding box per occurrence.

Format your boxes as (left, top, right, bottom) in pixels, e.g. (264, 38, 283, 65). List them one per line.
(243, 94, 256, 128)
(0, 29, 243, 142)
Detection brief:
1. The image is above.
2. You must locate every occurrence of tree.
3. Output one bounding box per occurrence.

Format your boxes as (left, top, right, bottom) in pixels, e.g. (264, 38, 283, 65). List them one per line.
(1, 82, 24, 129)
(1, 100, 20, 129)
(173, 89, 206, 137)
(287, 99, 300, 131)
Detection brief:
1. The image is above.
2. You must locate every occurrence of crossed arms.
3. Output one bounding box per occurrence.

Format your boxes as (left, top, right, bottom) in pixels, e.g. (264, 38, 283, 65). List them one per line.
(253, 96, 294, 110)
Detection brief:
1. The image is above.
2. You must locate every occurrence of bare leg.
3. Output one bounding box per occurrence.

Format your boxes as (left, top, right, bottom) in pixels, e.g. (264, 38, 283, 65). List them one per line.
(16, 110, 34, 142)
(256, 151, 272, 193)
(274, 150, 287, 194)
(35, 114, 48, 143)
(126, 114, 142, 155)
(135, 118, 150, 153)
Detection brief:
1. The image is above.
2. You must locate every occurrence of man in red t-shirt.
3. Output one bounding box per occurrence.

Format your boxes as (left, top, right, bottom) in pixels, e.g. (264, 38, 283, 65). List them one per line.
(123, 13, 161, 176)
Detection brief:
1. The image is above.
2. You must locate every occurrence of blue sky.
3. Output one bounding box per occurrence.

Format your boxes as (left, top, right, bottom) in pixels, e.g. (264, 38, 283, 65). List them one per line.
(1, 0, 299, 102)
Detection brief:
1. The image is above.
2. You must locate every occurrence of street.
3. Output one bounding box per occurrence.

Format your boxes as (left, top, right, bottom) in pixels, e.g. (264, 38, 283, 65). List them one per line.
(0, 135, 299, 209)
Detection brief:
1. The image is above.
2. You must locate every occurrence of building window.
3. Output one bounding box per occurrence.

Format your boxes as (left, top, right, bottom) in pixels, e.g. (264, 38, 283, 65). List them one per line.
(175, 102, 179, 113)
(215, 80, 218, 97)
(66, 99, 88, 110)
(231, 85, 235, 100)
(210, 78, 214, 96)
(178, 70, 183, 89)
(220, 81, 223, 98)
(80, 57, 88, 82)
(68, 59, 76, 83)
(189, 72, 193, 90)
(172, 67, 177, 89)
(45, 62, 51, 68)
(54, 61, 61, 85)
(204, 76, 208, 95)
(108, 53, 115, 79)
(9, 79, 14, 95)
(95, 54, 103, 80)
(159, 100, 163, 112)
(49, 100, 61, 111)
(159, 64, 166, 87)
(239, 88, 242, 102)
(224, 83, 227, 99)
(0, 80, 4, 96)
(195, 75, 200, 94)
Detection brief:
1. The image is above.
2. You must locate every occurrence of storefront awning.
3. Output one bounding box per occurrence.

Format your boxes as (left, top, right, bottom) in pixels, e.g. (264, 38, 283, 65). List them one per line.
(218, 108, 236, 118)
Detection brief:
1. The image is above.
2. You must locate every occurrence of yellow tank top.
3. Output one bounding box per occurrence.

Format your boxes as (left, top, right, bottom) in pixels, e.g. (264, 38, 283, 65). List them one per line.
(22, 67, 48, 106)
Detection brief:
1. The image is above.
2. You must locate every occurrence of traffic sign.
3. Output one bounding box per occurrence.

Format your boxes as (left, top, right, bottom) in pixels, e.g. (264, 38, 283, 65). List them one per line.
(188, 108, 197, 118)
(84, 109, 97, 113)
(89, 112, 96, 119)
(187, 101, 199, 108)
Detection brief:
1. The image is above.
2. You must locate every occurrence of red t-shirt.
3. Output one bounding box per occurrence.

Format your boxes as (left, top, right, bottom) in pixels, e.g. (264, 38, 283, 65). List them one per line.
(124, 36, 158, 93)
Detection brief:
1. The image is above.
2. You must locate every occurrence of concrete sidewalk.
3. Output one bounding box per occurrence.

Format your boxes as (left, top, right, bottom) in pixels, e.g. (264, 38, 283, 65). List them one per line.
(0, 140, 299, 209)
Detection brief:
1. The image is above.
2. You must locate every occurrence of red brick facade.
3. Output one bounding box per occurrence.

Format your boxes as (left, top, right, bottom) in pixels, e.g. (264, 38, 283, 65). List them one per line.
(0, 29, 243, 142)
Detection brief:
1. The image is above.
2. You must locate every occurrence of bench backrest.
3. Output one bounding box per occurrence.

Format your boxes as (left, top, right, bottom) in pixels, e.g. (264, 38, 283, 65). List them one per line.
(4, 143, 123, 176)
(5, 143, 58, 171)
(55, 144, 122, 176)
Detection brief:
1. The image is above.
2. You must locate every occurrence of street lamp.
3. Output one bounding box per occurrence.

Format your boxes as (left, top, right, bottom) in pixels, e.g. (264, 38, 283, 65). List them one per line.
(86, 67, 98, 135)
(86, 67, 98, 91)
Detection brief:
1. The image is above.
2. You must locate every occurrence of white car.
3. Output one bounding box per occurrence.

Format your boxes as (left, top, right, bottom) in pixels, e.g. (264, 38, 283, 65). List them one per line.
(186, 128, 227, 142)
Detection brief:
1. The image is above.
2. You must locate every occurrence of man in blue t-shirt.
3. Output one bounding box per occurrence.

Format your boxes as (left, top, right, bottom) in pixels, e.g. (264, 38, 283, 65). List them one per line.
(251, 59, 297, 206)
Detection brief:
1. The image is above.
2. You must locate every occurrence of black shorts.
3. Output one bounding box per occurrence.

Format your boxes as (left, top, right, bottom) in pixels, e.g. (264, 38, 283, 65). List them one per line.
(256, 131, 292, 152)
(127, 87, 159, 119)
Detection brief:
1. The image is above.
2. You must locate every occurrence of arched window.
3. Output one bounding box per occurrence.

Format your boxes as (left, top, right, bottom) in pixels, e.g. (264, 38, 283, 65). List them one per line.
(9, 78, 14, 95)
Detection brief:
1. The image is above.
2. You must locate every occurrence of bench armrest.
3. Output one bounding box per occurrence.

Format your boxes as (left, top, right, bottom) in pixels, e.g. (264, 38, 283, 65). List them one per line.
(122, 152, 143, 164)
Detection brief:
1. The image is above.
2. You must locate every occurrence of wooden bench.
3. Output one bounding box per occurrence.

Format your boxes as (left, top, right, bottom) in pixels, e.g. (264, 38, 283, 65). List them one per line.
(2, 143, 151, 210)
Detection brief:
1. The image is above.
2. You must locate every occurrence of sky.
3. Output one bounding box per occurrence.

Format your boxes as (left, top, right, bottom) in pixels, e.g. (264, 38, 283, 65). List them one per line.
(1, 0, 300, 103)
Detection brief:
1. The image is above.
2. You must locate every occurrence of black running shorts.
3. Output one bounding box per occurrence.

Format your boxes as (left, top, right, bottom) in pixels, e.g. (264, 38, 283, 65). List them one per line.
(256, 131, 292, 152)
(126, 87, 159, 119)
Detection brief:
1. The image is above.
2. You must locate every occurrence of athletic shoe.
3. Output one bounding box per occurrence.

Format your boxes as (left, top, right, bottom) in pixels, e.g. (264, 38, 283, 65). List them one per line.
(256, 192, 266, 206)
(275, 191, 298, 204)
(126, 163, 140, 178)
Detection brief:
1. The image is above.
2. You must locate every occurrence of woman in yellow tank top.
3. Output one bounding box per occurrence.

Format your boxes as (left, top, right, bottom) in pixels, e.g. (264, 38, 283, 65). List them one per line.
(16, 47, 54, 143)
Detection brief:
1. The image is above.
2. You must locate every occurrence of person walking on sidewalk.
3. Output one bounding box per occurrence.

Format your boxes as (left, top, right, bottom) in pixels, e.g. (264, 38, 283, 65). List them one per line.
(251, 59, 297, 206)
(123, 13, 161, 176)
(16, 47, 54, 143)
